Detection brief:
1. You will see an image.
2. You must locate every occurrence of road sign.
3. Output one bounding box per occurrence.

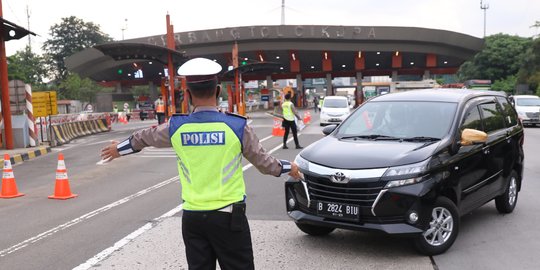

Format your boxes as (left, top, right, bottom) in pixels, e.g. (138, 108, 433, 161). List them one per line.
(32, 91, 58, 117)
(283, 86, 294, 97)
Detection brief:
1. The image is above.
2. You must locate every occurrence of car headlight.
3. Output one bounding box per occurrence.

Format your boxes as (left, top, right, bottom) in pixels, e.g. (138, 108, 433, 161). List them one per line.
(384, 177, 424, 188)
(517, 111, 528, 119)
(294, 155, 309, 171)
(383, 159, 429, 188)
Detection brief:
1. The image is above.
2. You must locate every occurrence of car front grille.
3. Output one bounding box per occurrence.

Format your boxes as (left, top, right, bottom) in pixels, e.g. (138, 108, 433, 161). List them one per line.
(526, 112, 539, 118)
(305, 175, 384, 207)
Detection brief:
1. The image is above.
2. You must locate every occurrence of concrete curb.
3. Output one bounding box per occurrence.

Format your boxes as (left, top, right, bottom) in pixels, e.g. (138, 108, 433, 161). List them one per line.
(2, 146, 52, 165)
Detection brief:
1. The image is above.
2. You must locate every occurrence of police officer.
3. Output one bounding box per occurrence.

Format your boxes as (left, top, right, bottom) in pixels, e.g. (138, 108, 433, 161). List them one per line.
(281, 93, 302, 149)
(100, 58, 301, 270)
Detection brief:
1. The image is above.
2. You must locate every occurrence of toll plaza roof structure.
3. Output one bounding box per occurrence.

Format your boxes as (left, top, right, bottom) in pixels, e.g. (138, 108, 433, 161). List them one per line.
(66, 25, 484, 84)
(65, 42, 187, 85)
(1, 17, 36, 41)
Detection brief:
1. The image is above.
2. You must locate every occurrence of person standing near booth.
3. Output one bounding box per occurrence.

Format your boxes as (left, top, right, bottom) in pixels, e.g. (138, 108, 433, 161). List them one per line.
(155, 95, 166, 124)
(281, 93, 303, 149)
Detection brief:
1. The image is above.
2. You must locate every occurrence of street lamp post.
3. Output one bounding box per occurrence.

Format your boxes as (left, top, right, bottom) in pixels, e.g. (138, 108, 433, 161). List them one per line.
(121, 18, 127, 40)
(480, 1, 489, 37)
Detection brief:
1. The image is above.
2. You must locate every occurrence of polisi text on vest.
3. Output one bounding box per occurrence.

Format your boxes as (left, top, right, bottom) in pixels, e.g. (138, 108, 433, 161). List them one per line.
(181, 131, 225, 146)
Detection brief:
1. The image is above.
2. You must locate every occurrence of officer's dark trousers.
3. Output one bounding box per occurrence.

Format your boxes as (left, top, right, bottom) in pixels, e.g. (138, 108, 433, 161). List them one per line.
(182, 210, 254, 270)
(282, 119, 300, 147)
(156, 113, 165, 125)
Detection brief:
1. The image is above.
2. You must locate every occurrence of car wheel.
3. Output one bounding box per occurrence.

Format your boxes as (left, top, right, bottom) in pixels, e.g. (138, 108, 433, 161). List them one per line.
(295, 222, 335, 236)
(495, 170, 519, 214)
(414, 197, 459, 255)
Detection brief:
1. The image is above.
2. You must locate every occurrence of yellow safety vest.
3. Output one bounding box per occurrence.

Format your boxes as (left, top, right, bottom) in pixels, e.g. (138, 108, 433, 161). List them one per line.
(156, 100, 165, 113)
(282, 101, 295, 121)
(169, 111, 246, 211)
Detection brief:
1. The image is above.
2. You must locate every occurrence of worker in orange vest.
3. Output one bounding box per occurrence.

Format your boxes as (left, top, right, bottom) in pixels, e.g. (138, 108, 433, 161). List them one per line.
(155, 95, 166, 124)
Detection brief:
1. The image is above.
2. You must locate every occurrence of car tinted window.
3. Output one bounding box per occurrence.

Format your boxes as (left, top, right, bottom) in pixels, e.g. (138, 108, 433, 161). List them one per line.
(479, 102, 506, 133)
(496, 97, 518, 126)
(337, 101, 457, 139)
(461, 106, 483, 131)
(323, 99, 348, 108)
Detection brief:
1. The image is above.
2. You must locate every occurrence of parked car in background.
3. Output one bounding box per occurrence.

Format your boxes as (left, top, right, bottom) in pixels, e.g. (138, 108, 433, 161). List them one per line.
(219, 101, 230, 112)
(286, 89, 524, 255)
(510, 95, 540, 126)
(320, 96, 350, 126)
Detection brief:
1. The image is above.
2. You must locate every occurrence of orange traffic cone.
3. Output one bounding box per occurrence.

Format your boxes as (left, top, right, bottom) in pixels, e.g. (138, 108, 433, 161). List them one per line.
(303, 111, 311, 124)
(49, 153, 77, 200)
(119, 113, 127, 124)
(272, 117, 285, 136)
(0, 154, 25, 198)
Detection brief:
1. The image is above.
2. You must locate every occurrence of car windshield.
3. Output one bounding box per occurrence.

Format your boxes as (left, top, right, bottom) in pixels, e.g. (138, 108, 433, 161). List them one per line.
(516, 98, 540, 106)
(336, 101, 457, 139)
(324, 99, 348, 108)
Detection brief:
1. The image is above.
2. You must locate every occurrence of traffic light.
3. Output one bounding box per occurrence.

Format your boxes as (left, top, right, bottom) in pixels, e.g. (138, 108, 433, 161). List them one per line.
(177, 89, 184, 102)
(117, 68, 123, 75)
(241, 60, 248, 66)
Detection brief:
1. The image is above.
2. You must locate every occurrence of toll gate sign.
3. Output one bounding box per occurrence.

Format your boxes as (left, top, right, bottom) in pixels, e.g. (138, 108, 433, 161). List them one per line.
(32, 91, 58, 117)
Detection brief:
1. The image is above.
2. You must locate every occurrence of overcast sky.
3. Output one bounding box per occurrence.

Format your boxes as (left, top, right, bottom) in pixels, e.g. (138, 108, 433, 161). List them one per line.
(3, 0, 540, 56)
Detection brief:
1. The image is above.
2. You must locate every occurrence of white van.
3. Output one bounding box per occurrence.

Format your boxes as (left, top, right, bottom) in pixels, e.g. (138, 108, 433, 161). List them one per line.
(511, 95, 540, 126)
(320, 96, 350, 126)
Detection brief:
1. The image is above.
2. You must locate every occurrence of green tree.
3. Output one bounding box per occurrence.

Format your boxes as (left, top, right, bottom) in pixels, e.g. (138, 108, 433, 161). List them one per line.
(42, 16, 112, 82)
(7, 46, 48, 87)
(58, 73, 104, 106)
(131, 85, 150, 97)
(491, 75, 517, 93)
(517, 38, 540, 90)
(458, 34, 532, 82)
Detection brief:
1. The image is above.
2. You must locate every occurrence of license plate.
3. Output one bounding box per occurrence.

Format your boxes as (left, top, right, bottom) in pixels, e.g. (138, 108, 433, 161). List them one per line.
(316, 201, 360, 221)
(329, 118, 341, 122)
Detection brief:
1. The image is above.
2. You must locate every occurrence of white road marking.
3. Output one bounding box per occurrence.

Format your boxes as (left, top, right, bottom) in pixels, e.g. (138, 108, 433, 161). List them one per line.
(96, 158, 112, 165)
(73, 204, 184, 270)
(259, 134, 273, 143)
(0, 176, 179, 258)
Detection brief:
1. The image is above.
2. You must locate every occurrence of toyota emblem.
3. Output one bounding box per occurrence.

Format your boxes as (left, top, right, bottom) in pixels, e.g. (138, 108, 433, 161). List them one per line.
(330, 171, 350, 184)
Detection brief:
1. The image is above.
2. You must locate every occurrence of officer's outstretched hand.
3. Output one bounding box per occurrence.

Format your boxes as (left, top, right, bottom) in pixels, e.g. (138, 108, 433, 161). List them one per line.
(100, 141, 120, 162)
(288, 162, 303, 180)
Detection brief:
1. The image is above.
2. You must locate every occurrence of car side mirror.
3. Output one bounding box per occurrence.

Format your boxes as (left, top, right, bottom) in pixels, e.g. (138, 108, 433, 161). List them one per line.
(322, 124, 338, 135)
(460, 128, 488, 146)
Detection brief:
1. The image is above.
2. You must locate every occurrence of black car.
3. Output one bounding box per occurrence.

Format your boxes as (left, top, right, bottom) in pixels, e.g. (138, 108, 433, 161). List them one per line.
(285, 89, 524, 255)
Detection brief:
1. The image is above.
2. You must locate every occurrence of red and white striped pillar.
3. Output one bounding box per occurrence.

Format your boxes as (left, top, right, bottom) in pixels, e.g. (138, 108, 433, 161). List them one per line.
(25, 84, 37, 146)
